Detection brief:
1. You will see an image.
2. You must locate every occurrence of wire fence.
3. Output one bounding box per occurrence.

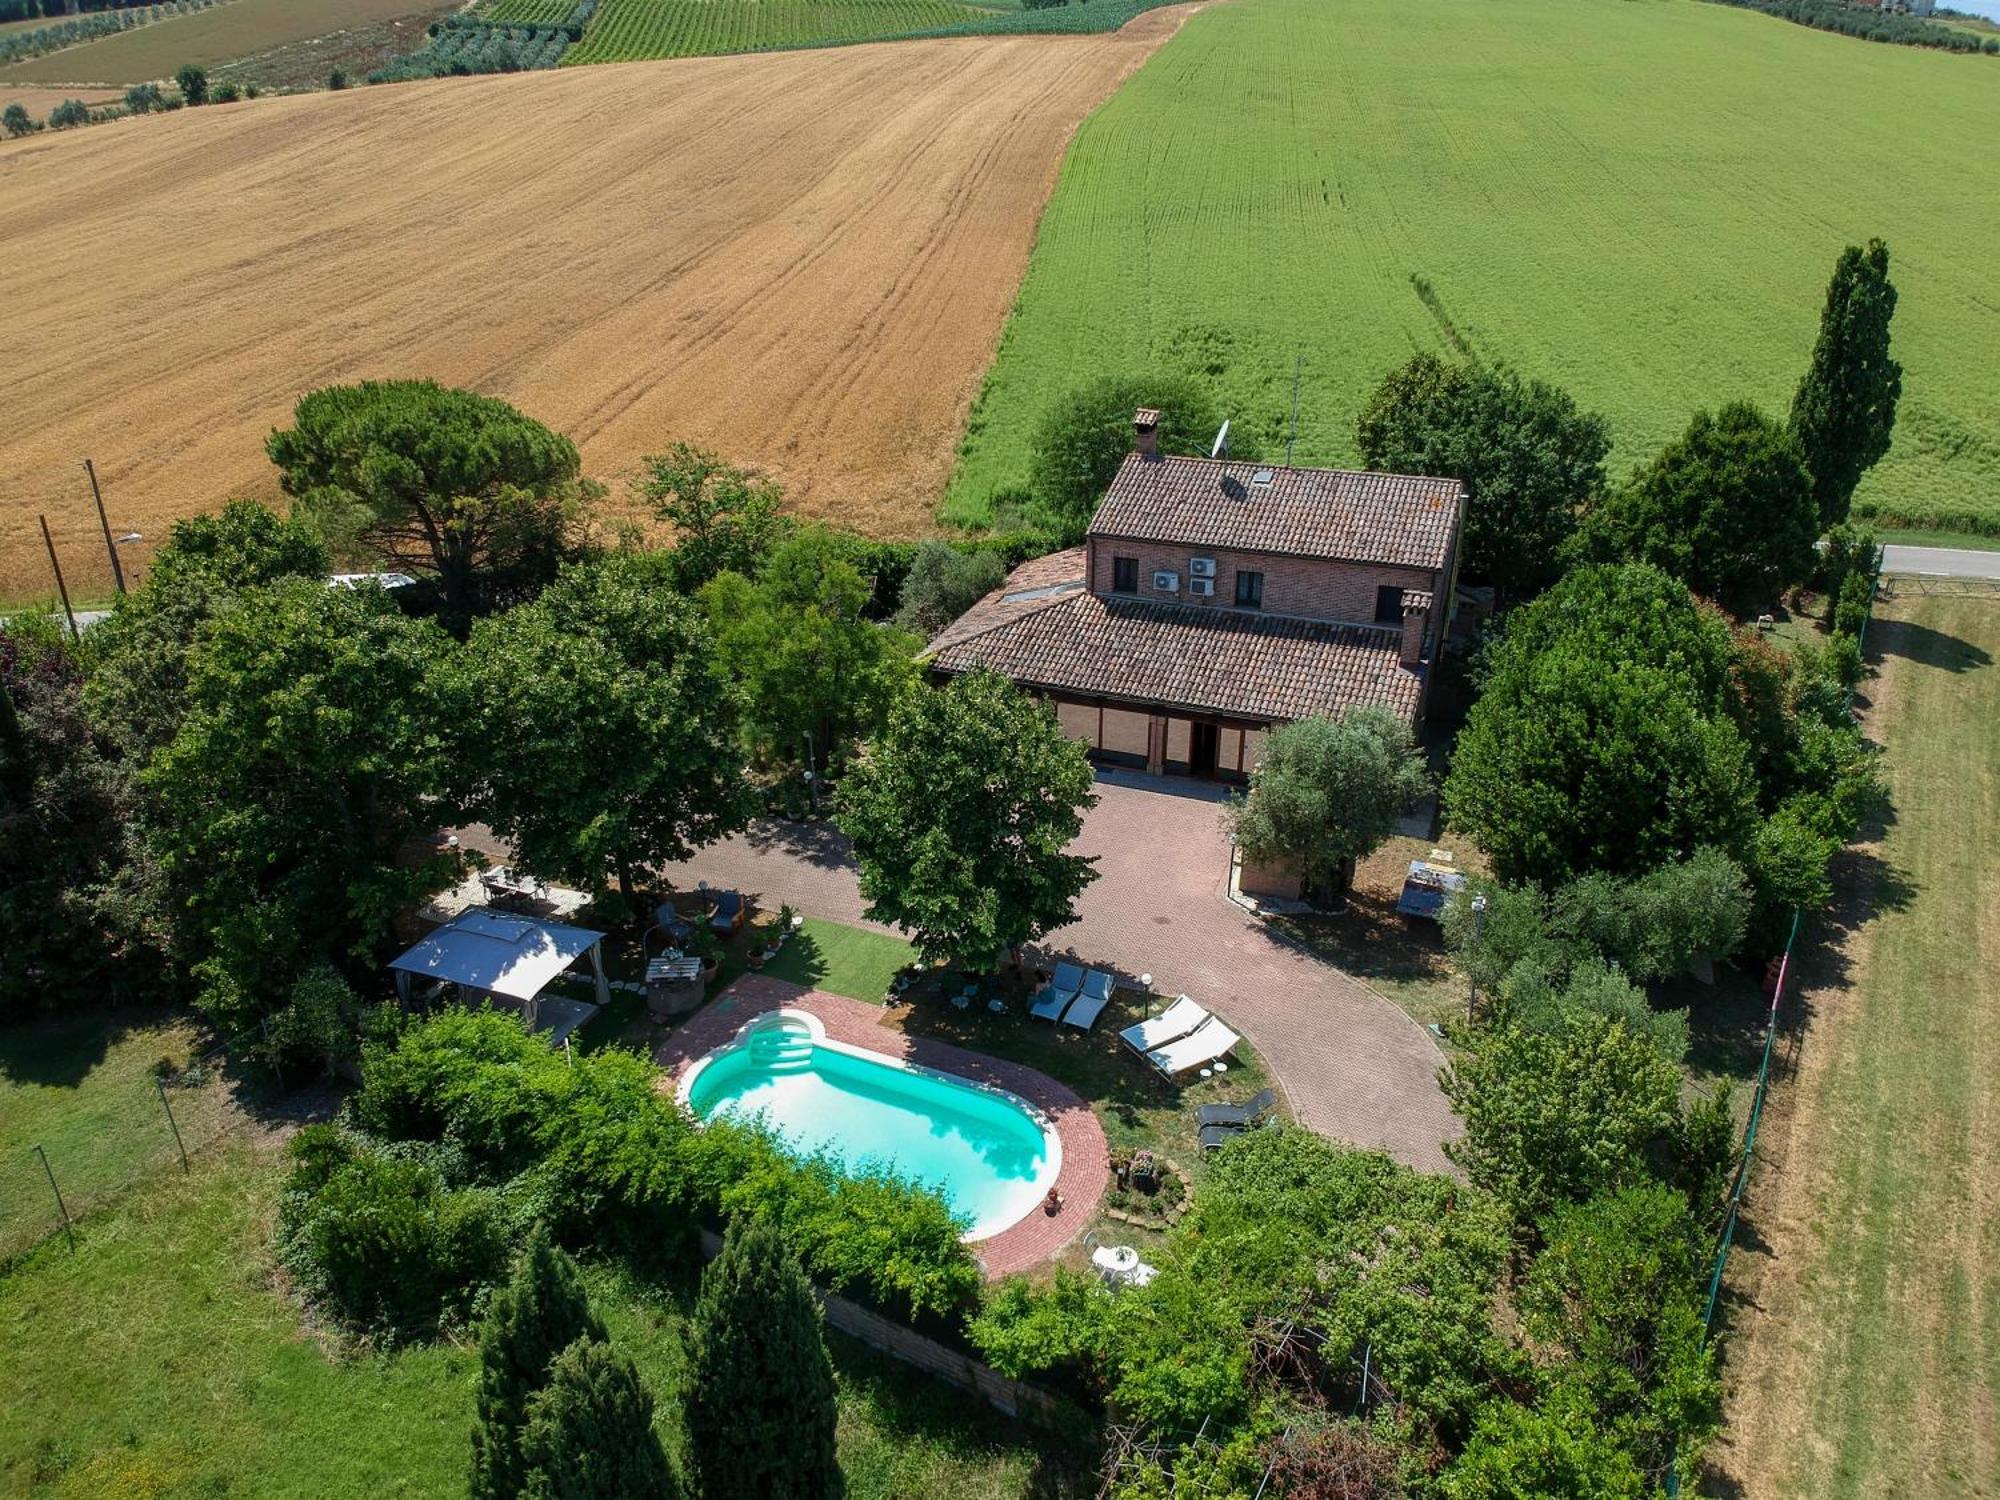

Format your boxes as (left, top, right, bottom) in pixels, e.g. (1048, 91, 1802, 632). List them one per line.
(0, 1023, 286, 1265)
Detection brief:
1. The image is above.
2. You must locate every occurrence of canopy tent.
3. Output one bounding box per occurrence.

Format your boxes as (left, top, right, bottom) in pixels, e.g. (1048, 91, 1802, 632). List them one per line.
(388, 907, 610, 1029)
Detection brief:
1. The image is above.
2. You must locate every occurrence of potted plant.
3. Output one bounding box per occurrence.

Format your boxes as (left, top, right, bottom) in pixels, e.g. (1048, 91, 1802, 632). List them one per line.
(689, 927, 722, 984)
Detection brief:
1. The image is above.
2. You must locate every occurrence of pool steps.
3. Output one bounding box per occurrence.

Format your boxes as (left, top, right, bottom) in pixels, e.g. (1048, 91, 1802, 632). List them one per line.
(745, 1024, 815, 1074)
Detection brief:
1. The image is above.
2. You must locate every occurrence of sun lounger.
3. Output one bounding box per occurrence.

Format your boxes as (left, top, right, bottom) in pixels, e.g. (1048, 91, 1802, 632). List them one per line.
(1196, 1087, 1277, 1130)
(1146, 1017, 1240, 1077)
(1119, 995, 1209, 1056)
(1030, 961, 1084, 1021)
(1060, 969, 1117, 1030)
(1199, 1122, 1244, 1152)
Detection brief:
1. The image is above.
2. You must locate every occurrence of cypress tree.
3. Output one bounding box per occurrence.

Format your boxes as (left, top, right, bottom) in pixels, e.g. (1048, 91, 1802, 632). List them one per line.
(518, 1336, 677, 1500)
(470, 1227, 607, 1500)
(686, 1219, 844, 1500)
(1790, 238, 1902, 529)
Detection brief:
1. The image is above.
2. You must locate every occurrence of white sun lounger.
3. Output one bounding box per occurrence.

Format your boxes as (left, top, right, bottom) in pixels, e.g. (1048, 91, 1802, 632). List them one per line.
(1060, 969, 1117, 1030)
(1031, 961, 1085, 1021)
(1119, 995, 1210, 1056)
(1147, 1016, 1241, 1076)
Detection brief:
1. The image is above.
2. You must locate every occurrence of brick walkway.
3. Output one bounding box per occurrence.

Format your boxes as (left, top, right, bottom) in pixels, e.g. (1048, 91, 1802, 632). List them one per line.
(657, 974, 1108, 1277)
(646, 772, 1460, 1173)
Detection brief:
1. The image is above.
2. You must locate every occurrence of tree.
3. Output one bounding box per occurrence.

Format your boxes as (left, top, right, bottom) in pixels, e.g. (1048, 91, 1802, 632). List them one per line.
(1791, 239, 1902, 528)
(1441, 1008, 1685, 1225)
(1577, 402, 1819, 616)
(2, 103, 35, 137)
(1443, 565, 1759, 885)
(1026, 372, 1234, 540)
(471, 1229, 610, 1500)
(267, 380, 595, 630)
(894, 540, 1005, 639)
(123, 82, 162, 113)
(48, 97, 87, 128)
(462, 556, 751, 902)
(144, 580, 461, 1026)
(634, 441, 791, 591)
(837, 669, 1097, 966)
(699, 527, 919, 773)
(212, 79, 240, 103)
(517, 1336, 677, 1500)
(327, 67, 349, 89)
(1441, 1391, 1647, 1500)
(1357, 353, 1610, 604)
(1229, 709, 1430, 899)
(686, 1219, 843, 1500)
(176, 63, 208, 105)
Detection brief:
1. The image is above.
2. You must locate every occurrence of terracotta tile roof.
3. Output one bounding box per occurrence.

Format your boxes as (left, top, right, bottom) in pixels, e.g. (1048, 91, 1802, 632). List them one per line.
(1400, 588, 1434, 613)
(1088, 454, 1463, 571)
(926, 551, 1421, 724)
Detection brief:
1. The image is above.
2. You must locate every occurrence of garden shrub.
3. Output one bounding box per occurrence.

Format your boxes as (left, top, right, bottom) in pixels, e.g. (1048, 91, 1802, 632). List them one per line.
(968, 1270, 1116, 1391)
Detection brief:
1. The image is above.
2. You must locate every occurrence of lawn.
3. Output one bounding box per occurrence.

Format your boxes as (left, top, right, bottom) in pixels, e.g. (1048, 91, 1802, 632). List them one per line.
(945, 0, 2000, 539)
(761, 916, 917, 1003)
(0, 1143, 1084, 1498)
(1714, 594, 2000, 1497)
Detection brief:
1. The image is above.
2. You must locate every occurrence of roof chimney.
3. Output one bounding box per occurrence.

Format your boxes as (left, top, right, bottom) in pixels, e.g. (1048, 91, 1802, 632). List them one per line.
(1133, 407, 1161, 460)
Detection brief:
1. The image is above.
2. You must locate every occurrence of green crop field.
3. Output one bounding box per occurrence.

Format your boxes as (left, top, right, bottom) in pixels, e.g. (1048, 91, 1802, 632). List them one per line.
(946, 0, 2000, 539)
(478, 0, 576, 21)
(563, 0, 986, 62)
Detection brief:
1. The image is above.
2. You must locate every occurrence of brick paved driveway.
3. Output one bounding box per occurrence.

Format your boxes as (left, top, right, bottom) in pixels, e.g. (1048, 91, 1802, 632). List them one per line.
(650, 770, 1460, 1173)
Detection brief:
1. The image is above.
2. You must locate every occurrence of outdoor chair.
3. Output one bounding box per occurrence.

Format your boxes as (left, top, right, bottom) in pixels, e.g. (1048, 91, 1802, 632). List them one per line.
(1030, 961, 1085, 1021)
(1146, 1016, 1241, 1077)
(1119, 995, 1209, 1056)
(709, 890, 746, 932)
(1195, 1087, 1277, 1130)
(1059, 969, 1117, 1030)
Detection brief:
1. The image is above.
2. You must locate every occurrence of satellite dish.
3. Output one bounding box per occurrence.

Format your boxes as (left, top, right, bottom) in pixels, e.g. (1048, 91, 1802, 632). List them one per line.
(1210, 420, 1231, 460)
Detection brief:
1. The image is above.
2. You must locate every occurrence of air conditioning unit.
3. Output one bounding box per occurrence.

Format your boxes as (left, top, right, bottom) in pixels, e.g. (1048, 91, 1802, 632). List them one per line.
(1188, 578, 1216, 598)
(1153, 570, 1180, 593)
(1188, 557, 1216, 579)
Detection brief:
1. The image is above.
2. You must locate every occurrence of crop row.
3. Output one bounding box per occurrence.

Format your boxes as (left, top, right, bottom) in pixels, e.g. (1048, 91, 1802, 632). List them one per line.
(562, 0, 982, 63)
(0, 0, 218, 68)
(367, 21, 572, 82)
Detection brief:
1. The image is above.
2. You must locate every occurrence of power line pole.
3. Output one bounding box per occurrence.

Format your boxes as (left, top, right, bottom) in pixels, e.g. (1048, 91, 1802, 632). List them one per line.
(39, 514, 80, 642)
(84, 457, 126, 596)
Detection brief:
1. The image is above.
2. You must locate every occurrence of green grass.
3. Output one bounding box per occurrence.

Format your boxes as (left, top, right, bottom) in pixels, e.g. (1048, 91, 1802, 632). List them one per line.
(1875, 527, 2000, 553)
(478, 0, 575, 21)
(1720, 596, 2000, 1495)
(945, 0, 2000, 539)
(563, 0, 986, 63)
(760, 916, 917, 1003)
(0, 1144, 1083, 1497)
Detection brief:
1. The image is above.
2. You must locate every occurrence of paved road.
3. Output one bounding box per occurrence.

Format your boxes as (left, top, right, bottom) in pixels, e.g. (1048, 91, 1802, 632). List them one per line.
(640, 770, 1461, 1174)
(1880, 543, 2000, 579)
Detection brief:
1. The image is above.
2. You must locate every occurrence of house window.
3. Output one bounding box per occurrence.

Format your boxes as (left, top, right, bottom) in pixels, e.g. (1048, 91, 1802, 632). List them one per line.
(1234, 570, 1264, 609)
(1112, 556, 1139, 594)
(1374, 584, 1404, 624)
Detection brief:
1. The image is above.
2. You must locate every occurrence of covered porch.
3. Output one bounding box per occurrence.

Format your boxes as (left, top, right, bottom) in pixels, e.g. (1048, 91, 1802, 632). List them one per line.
(387, 907, 610, 1045)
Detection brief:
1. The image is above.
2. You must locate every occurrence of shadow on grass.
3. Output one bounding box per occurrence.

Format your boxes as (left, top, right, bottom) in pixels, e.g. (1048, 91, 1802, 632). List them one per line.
(1869, 614, 1996, 675)
(0, 1010, 170, 1090)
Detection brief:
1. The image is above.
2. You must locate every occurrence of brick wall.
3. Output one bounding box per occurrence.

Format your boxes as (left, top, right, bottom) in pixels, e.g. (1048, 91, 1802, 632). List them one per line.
(1086, 535, 1436, 630)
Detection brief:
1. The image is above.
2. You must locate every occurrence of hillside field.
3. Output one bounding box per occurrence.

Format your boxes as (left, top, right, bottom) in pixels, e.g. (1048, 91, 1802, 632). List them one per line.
(0, 12, 1190, 602)
(564, 0, 988, 62)
(946, 0, 2000, 538)
(0, 0, 430, 85)
(1714, 593, 2000, 1498)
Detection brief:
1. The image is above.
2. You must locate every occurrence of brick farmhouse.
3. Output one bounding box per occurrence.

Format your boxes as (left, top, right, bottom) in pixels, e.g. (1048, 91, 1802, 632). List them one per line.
(926, 409, 1468, 782)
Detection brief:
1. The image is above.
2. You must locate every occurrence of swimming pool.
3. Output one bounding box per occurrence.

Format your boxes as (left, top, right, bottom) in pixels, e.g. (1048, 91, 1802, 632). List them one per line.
(678, 1010, 1061, 1242)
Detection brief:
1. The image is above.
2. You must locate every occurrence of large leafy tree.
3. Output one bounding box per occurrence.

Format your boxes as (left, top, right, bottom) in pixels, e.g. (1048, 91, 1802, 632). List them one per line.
(686, 1219, 843, 1500)
(144, 580, 461, 1026)
(1577, 402, 1819, 616)
(471, 1228, 608, 1500)
(462, 556, 751, 902)
(1357, 354, 1610, 604)
(837, 669, 1097, 965)
(1443, 565, 1759, 885)
(635, 441, 792, 591)
(267, 380, 594, 629)
(894, 540, 1006, 639)
(1230, 709, 1430, 898)
(1791, 239, 1902, 528)
(1440, 1009, 1684, 1225)
(517, 1336, 677, 1500)
(699, 526, 919, 773)
(1026, 372, 1235, 541)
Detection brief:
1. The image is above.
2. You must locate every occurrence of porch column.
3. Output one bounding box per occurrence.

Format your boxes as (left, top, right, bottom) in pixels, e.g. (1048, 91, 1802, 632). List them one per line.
(1146, 713, 1168, 776)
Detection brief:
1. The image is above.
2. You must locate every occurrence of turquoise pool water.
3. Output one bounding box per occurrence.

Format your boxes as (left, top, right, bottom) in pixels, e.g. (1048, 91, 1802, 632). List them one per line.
(683, 1017, 1058, 1240)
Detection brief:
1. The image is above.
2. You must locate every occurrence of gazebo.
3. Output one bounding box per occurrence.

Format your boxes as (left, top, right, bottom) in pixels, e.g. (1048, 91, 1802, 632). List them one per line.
(387, 907, 610, 1040)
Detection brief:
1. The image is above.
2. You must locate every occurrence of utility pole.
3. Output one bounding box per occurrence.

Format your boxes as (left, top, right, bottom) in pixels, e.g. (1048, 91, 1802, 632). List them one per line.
(39, 514, 80, 642)
(84, 458, 126, 595)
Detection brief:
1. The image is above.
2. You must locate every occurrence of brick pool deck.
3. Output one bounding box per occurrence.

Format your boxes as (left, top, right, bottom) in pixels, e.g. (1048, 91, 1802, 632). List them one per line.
(656, 973, 1109, 1278)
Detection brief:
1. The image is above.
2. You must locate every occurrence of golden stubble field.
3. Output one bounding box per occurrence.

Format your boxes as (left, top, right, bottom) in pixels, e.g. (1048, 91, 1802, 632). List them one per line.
(0, 12, 1191, 601)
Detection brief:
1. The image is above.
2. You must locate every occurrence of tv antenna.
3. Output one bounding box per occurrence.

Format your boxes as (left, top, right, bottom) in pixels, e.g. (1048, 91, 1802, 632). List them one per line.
(1285, 354, 1306, 468)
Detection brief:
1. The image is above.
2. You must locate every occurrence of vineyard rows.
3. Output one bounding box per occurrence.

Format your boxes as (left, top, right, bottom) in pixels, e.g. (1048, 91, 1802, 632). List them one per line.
(0, 0, 218, 68)
(563, 0, 984, 63)
(477, 0, 577, 24)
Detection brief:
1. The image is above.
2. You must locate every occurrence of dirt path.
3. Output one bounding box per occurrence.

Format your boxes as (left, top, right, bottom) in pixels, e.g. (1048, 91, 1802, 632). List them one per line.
(0, 9, 1197, 601)
(1713, 597, 2000, 1498)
